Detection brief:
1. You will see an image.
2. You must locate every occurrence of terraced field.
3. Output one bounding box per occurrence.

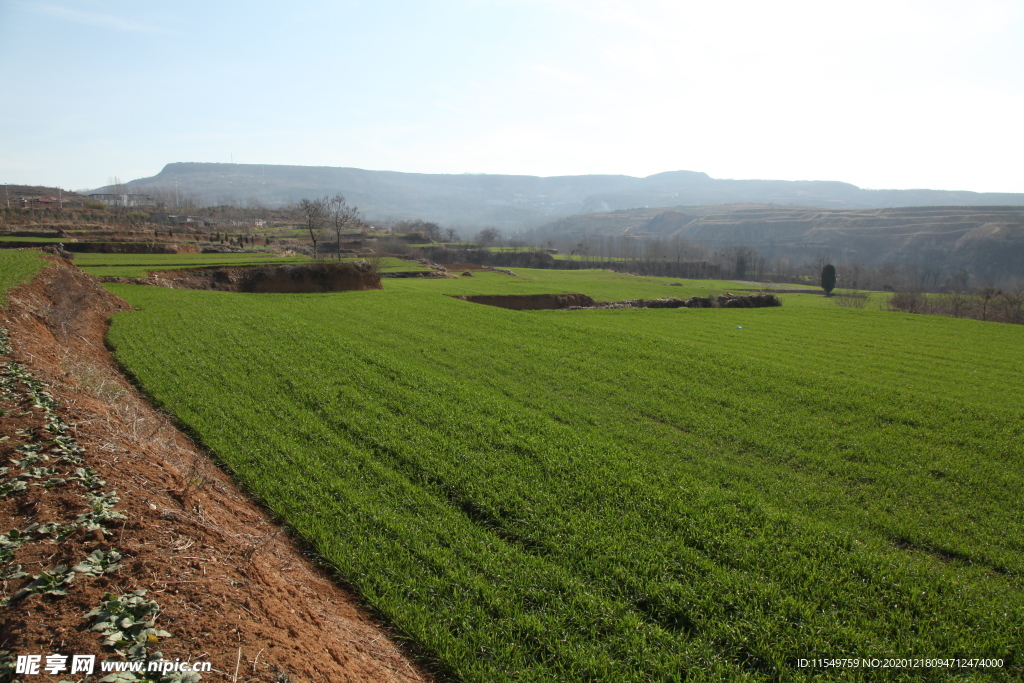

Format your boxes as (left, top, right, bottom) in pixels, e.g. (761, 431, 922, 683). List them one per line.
(0, 235, 68, 243)
(73, 252, 426, 278)
(102, 270, 1023, 681)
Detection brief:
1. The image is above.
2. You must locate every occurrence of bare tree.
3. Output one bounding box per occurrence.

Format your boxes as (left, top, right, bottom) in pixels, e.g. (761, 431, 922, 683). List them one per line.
(979, 285, 998, 322)
(476, 228, 501, 247)
(328, 193, 360, 260)
(394, 219, 441, 241)
(299, 197, 328, 259)
(107, 175, 128, 212)
(426, 222, 443, 241)
(444, 227, 460, 243)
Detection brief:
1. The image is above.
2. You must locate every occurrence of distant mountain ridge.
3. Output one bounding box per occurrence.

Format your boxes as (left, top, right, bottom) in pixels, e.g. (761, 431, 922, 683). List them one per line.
(534, 204, 1024, 285)
(100, 163, 1024, 230)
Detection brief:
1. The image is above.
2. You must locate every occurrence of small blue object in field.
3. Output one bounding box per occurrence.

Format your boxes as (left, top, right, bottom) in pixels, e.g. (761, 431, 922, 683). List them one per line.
(736, 326, 743, 329)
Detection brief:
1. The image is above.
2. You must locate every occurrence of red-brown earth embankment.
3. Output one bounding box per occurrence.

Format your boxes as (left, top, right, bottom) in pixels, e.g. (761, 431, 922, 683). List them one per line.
(453, 292, 782, 310)
(0, 257, 430, 682)
(453, 293, 596, 309)
(569, 293, 783, 309)
(102, 261, 383, 293)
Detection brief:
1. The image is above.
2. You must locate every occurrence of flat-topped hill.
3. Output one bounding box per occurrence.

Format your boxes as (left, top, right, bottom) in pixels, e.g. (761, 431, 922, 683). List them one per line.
(96, 163, 1024, 230)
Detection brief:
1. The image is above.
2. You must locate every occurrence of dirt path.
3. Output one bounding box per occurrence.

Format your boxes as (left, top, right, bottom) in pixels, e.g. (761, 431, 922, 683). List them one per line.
(0, 258, 434, 683)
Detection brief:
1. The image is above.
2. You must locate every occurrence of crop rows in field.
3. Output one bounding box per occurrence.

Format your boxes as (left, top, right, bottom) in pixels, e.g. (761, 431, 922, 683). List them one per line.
(0, 250, 46, 304)
(103, 271, 1023, 682)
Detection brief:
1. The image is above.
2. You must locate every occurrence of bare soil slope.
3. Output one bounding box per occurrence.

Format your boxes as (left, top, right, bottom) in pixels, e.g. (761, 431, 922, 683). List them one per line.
(453, 293, 595, 309)
(0, 258, 430, 682)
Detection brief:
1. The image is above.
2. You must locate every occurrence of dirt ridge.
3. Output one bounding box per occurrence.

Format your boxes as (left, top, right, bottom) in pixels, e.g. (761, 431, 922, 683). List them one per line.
(567, 293, 783, 310)
(101, 262, 383, 293)
(453, 293, 595, 309)
(0, 257, 430, 682)
(452, 292, 782, 311)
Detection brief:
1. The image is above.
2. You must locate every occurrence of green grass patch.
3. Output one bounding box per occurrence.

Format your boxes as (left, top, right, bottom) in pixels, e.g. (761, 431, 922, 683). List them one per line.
(104, 272, 1024, 682)
(0, 235, 68, 243)
(75, 253, 309, 278)
(74, 252, 303, 270)
(75, 253, 428, 278)
(550, 253, 627, 261)
(374, 257, 431, 273)
(268, 228, 313, 238)
(409, 242, 474, 247)
(0, 250, 46, 305)
(388, 267, 752, 301)
(76, 253, 278, 261)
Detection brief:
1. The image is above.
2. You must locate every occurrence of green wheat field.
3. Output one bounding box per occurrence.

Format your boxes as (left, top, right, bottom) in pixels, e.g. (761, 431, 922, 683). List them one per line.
(92, 266, 1024, 681)
(72, 252, 427, 278)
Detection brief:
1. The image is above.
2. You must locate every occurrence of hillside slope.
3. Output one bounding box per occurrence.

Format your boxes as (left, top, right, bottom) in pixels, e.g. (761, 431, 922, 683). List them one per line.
(97, 163, 1024, 230)
(535, 204, 1024, 283)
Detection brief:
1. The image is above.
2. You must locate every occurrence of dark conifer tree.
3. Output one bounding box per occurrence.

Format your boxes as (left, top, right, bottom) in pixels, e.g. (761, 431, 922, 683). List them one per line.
(821, 263, 837, 296)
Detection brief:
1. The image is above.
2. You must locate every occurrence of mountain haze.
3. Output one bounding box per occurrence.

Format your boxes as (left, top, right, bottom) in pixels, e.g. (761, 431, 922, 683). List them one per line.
(100, 163, 1024, 230)
(535, 204, 1024, 286)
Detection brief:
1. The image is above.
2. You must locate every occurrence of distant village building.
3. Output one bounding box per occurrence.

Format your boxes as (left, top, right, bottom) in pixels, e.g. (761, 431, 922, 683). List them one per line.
(88, 193, 153, 208)
(20, 196, 59, 208)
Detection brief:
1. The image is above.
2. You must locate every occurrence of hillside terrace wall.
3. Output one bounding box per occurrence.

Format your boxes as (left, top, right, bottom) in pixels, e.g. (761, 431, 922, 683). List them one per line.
(105, 261, 383, 293)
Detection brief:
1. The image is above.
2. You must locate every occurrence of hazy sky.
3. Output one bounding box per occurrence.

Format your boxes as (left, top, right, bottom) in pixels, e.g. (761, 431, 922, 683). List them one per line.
(2, 0, 1022, 192)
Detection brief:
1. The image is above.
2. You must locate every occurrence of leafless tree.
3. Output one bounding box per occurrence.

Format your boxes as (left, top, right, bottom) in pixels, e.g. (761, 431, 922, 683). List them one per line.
(298, 197, 328, 259)
(106, 176, 128, 213)
(444, 227, 460, 243)
(398, 219, 441, 241)
(422, 221, 442, 241)
(979, 285, 998, 322)
(475, 228, 501, 247)
(328, 193, 360, 260)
